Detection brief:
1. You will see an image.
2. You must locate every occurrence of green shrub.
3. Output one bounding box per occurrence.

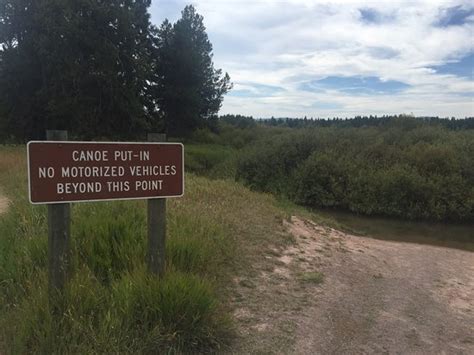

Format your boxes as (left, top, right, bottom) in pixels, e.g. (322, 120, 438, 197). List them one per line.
(236, 124, 474, 222)
(292, 152, 350, 207)
(188, 128, 220, 145)
(185, 144, 236, 176)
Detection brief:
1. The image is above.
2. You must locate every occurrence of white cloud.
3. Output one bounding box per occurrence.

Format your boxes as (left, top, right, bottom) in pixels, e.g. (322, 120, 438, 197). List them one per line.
(150, 0, 474, 117)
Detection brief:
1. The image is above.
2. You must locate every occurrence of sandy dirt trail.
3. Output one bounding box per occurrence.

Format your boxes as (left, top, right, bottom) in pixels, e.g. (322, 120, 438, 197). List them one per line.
(230, 216, 474, 354)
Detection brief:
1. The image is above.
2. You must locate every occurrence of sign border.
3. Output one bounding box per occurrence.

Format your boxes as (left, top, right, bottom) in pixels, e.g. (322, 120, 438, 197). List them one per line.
(27, 140, 185, 205)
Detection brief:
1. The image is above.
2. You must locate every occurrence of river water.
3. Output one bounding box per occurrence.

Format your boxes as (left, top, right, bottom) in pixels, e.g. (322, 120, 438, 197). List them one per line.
(314, 209, 474, 252)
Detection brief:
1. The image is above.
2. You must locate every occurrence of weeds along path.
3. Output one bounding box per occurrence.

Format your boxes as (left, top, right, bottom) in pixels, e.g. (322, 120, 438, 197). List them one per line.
(0, 191, 9, 215)
(229, 216, 474, 354)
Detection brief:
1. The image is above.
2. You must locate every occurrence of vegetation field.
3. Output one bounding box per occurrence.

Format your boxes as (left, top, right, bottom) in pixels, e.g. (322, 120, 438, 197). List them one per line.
(0, 145, 292, 353)
(188, 117, 474, 223)
(1, 116, 472, 352)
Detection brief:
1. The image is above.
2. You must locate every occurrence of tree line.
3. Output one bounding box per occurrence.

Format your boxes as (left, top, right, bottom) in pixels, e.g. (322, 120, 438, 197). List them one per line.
(220, 114, 474, 130)
(0, 1, 231, 141)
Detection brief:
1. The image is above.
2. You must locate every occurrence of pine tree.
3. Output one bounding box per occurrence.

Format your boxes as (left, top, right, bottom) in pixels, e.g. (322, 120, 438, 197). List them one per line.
(0, 0, 158, 140)
(155, 5, 232, 137)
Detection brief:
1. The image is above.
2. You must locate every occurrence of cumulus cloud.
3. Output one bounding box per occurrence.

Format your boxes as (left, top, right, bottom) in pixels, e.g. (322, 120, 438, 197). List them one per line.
(150, 0, 474, 117)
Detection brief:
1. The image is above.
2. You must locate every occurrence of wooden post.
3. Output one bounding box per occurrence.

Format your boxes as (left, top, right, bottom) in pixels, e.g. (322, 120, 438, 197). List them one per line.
(147, 133, 167, 276)
(46, 130, 70, 293)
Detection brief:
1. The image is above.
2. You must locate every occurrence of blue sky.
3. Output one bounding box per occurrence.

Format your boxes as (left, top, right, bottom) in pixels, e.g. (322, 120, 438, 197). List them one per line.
(150, 0, 474, 118)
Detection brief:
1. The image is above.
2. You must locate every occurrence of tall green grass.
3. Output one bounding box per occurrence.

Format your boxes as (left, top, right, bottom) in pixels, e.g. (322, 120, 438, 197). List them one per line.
(0, 147, 233, 353)
(185, 143, 237, 179)
(0, 143, 295, 353)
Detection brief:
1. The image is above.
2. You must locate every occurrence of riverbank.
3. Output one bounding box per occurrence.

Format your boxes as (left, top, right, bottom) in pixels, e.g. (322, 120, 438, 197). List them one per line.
(314, 208, 474, 252)
(230, 216, 474, 353)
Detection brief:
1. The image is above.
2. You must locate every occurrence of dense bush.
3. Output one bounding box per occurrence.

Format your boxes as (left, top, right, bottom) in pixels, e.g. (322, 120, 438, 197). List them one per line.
(236, 121, 474, 222)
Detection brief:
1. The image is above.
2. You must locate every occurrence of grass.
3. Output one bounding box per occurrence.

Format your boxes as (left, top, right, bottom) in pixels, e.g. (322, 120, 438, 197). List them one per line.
(298, 271, 324, 284)
(0, 146, 232, 352)
(184, 143, 238, 179)
(0, 145, 291, 353)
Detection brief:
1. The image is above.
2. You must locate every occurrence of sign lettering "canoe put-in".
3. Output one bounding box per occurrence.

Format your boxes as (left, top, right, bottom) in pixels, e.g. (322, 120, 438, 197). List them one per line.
(27, 141, 184, 204)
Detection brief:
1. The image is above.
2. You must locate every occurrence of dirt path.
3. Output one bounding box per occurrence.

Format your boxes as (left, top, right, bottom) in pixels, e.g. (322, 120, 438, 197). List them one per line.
(230, 216, 474, 354)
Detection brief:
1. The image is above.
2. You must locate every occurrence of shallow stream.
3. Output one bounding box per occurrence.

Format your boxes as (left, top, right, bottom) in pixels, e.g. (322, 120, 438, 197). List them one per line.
(315, 209, 474, 252)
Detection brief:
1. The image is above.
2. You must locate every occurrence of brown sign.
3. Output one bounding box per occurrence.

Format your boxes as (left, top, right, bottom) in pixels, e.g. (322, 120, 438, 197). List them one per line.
(27, 141, 184, 204)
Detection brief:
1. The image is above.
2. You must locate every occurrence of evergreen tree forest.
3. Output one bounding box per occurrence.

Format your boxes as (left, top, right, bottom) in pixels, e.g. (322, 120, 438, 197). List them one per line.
(0, 1, 231, 141)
